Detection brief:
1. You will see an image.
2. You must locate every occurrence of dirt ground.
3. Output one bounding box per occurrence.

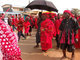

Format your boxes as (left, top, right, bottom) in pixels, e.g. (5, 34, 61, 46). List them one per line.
(18, 28, 80, 60)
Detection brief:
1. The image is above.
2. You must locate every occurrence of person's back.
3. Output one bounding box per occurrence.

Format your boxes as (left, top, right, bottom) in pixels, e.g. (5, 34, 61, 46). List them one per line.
(0, 18, 22, 60)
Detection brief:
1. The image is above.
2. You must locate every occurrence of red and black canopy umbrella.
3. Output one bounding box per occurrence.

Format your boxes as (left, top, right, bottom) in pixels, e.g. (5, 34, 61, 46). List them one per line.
(25, 0, 58, 12)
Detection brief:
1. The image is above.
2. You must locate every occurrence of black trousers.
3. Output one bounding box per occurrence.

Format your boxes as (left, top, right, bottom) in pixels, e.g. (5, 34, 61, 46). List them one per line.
(36, 31, 40, 44)
(18, 31, 26, 40)
(56, 34, 60, 48)
(29, 26, 32, 32)
(12, 25, 16, 31)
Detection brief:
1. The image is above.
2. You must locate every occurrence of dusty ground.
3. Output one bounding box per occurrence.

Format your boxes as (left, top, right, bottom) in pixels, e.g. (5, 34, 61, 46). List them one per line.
(18, 28, 80, 60)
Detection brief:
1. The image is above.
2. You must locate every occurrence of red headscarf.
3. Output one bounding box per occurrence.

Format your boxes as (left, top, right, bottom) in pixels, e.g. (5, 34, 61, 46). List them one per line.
(42, 13, 49, 18)
(63, 10, 73, 17)
(12, 15, 14, 18)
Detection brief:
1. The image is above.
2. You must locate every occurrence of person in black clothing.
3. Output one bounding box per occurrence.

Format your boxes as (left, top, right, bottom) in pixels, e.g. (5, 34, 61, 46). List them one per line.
(8, 16, 12, 26)
(59, 10, 79, 60)
(34, 12, 42, 48)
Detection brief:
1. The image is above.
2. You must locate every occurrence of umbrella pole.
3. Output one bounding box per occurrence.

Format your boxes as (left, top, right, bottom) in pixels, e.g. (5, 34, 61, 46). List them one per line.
(41, 10, 43, 13)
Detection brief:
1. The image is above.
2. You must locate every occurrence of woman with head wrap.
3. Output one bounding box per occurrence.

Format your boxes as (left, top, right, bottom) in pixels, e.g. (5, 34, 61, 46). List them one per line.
(59, 10, 79, 60)
(24, 17, 31, 38)
(40, 13, 56, 52)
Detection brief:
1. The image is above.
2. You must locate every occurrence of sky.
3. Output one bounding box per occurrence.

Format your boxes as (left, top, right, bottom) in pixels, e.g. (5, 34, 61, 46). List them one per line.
(0, 0, 80, 13)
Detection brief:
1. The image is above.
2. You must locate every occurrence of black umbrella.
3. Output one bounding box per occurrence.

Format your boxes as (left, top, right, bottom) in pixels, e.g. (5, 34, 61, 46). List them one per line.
(25, 0, 58, 12)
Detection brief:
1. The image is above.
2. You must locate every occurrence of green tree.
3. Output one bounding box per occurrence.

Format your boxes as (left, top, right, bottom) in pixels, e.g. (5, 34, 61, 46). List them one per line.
(71, 8, 80, 15)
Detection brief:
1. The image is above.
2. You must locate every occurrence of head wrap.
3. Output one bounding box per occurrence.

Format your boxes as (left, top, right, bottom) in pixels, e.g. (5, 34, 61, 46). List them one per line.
(42, 13, 49, 18)
(63, 10, 72, 17)
(12, 15, 14, 18)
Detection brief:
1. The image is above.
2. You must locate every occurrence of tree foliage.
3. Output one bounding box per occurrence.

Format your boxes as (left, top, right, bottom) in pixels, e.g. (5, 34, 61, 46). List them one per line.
(71, 8, 80, 15)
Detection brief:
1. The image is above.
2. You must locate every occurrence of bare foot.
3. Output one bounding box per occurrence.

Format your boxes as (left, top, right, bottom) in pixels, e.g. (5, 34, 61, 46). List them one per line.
(71, 56, 75, 60)
(56, 47, 59, 50)
(60, 56, 67, 60)
(22, 38, 26, 40)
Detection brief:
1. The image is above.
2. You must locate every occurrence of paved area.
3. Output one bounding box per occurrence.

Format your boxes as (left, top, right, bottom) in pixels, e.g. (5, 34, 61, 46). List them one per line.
(18, 28, 80, 60)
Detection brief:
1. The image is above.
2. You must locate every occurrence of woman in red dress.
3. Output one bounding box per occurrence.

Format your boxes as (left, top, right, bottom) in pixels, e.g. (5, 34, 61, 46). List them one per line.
(40, 14, 56, 52)
(24, 17, 31, 37)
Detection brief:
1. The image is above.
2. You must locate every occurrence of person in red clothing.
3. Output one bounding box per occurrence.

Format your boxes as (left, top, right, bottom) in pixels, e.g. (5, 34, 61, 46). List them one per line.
(74, 16, 80, 48)
(15, 14, 18, 27)
(17, 16, 26, 41)
(24, 17, 31, 38)
(34, 16, 38, 29)
(12, 15, 16, 31)
(28, 16, 34, 36)
(77, 16, 80, 48)
(74, 14, 79, 20)
(18, 14, 24, 22)
(55, 14, 62, 49)
(59, 10, 79, 60)
(48, 13, 57, 38)
(0, 14, 22, 60)
(49, 13, 57, 23)
(40, 13, 56, 52)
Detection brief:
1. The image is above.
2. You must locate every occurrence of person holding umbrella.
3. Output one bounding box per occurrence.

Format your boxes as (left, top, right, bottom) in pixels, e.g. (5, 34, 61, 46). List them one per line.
(34, 12, 42, 48)
(59, 10, 79, 60)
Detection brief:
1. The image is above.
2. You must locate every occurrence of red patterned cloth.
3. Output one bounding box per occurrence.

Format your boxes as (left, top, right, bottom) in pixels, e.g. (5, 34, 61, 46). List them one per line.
(17, 18, 24, 32)
(15, 18, 18, 27)
(74, 22, 80, 48)
(34, 17, 38, 29)
(24, 21, 30, 34)
(12, 18, 16, 25)
(0, 19, 22, 60)
(40, 19, 56, 50)
(55, 18, 62, 35)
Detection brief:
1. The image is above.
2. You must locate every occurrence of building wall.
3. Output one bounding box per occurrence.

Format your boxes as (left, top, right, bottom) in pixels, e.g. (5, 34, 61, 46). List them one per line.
(13, 7, 24, 12)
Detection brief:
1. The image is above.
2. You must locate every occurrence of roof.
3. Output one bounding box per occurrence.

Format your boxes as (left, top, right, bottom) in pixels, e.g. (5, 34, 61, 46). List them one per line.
(2, 4, 24, 9)
(2, 4, 12, 8)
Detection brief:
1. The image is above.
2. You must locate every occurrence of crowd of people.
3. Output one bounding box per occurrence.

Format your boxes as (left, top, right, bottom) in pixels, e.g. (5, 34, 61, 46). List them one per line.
(0, 10, 80, 60)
